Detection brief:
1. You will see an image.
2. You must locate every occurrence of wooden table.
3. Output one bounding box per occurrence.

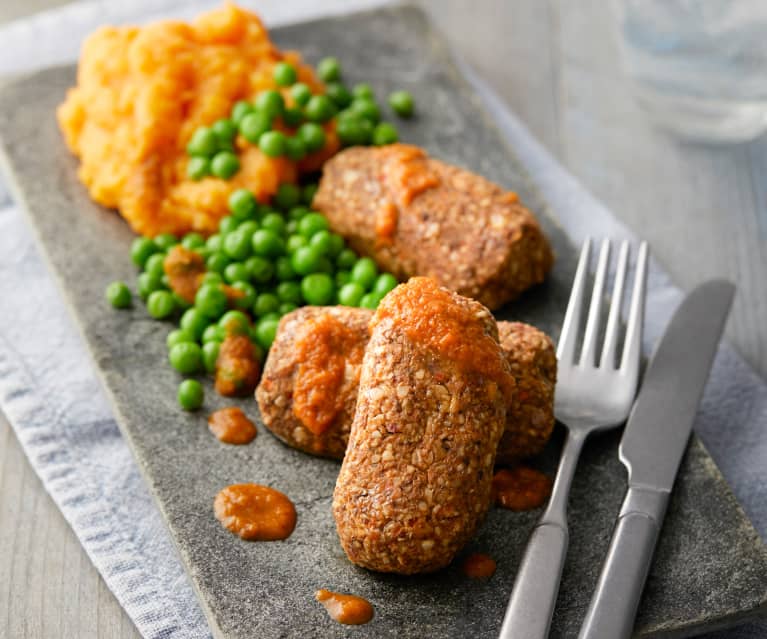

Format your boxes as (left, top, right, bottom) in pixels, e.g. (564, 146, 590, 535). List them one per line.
(1, 1, 765, 637)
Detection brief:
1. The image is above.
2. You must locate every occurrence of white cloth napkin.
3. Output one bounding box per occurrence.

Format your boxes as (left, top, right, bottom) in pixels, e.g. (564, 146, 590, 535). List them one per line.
(0, 2, 765, 638)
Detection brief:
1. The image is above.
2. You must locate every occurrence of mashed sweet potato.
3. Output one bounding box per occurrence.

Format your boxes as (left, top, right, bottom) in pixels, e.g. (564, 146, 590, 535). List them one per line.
(58, 3, 338, 237)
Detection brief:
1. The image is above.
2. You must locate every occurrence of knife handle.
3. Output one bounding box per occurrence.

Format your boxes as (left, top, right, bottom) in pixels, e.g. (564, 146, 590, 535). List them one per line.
(578, 487, 669, 639)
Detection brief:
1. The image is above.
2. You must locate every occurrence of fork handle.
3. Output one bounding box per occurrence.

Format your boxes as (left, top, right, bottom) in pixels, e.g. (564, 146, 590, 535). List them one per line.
(498, 522, 568, 639)
(578, 487, 669, 639)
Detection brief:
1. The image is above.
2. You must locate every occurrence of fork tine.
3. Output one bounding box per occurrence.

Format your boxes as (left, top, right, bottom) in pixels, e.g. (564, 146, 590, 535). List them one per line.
(557, 238, 592, 364)
(620, 241, 649, 372)
(599, 240, 630, 369)
(580, 238, 611, 366)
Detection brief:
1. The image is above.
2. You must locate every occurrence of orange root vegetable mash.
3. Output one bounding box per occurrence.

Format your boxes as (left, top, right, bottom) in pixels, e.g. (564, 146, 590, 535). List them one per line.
(57, 3, 338, 236)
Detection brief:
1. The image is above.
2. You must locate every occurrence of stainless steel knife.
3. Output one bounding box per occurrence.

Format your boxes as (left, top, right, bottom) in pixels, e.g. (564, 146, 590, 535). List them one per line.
(578, 279, 735, 639)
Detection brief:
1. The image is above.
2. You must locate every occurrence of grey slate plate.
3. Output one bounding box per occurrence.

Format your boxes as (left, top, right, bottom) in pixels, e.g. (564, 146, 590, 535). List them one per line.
(1, 5, 766, 638)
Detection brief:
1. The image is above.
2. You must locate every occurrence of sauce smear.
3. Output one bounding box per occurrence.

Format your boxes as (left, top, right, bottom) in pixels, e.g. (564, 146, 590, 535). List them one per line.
(315, 589, 374, 625)
(208, 407, 257, 445)
(163, 245, 205, 304)
(462, 553, 496, 579)
(492, 467, 552, 511)
(383, 144, 440, 207)
(214, 484, 296, 541)
(293, 313, 365, 435)
(215, 334, 261, 397)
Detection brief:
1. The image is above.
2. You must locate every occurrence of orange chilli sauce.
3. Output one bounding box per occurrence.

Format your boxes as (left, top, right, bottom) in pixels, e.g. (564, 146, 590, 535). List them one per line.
(292, 312, 365, 436)
(492, 467, 552, 511)
(315, 589, 374, 625)
(208, 407, 257, 445)
(462, 553, 497, 579)
(214, 484, 296, 541)
(163, 245, 206, 304)
(215, 334, 261, 397)
(371, 277, 514, 400)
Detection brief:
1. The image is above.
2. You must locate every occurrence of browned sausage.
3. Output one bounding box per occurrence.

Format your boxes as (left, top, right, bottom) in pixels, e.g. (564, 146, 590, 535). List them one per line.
(332, 278, 514, 574)
(256, 310, 555, 462)
(313, 144, 554, 310)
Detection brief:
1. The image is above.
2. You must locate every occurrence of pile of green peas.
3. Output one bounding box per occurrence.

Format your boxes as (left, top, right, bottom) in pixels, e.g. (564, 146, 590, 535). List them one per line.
(107, 182, 399, 411)
(185, 56, 415, 180)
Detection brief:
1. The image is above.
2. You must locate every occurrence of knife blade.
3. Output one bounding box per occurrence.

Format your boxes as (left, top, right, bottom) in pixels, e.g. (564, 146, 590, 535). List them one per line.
(578, 279, 735, 639)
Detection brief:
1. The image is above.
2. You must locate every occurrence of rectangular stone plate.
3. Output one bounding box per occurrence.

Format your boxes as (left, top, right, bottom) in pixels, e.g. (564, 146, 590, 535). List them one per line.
(1, 6, 766, 638)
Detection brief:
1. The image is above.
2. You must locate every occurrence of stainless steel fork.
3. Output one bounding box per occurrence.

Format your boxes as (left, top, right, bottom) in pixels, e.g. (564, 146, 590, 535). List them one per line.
(498, 237, 649, 639)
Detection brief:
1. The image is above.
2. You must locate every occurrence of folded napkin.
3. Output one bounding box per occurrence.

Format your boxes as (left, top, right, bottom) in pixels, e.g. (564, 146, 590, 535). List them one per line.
(0, 2, 765, 638)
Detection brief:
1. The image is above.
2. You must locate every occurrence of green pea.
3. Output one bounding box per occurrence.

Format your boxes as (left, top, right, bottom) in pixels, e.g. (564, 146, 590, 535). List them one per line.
(372, 122, 398, 146)
(187, 156, 210, 180)
(106, 281, 132, 309)
(180, 308, 210, 341)
(253, 316, 279, 350)
(336, 248, 357, 270)
(137, 272, 164, 300)
(251, 229, 286, 257)
(301, 273, 335, 305)
(287, 233, 307, 254)
(259, 130, 286, 157)
(205, 252, 230, 274)
(351, 257, 378, 289)
(219, 310, 250, 337)
(223, 230, 252, 260)
(245, 256, 274, 283)
(274, 61, 297, 86)
(145, 253, 166, 278)
(337, 115, 373, 146)
(202, 324, 221, 344)
(286, 220, 299, 235)
(167, 328, 196, 350)
(253, 292, 280, 317)
(335, 270, 351, 287)
(195, 284, 228, 319)
(360, 292, 383, 309)
(325, 82, 352, 108)
(288, 205, 310, 221)
(276, 281, 303, 305)
(284, 136, 307, 161)
(201, 272, 223, 286)
(291, 245, 322, 275)
(238, 220, 259, 238)
(212, 117, 237, 145)
(298, 212, 329, 237)
(219, 216, 238, 235)
(373, 272, 398, 296)
(202, 342, 220, 374)
(352, 83, 374, 99)
(277, 302, 296, 316)
(338, 282, 365, 307)
(206, 233, 223, 253)
(388, 90, 414, 118)
(181, 233, 205, 250)
(274, 256, 296, 281)
(187, 127, 218, 156)
(318, 256, 334, 274)
(290, 83, 312, 106)
(273, 183, 300, 211)
(169, 342, 202, 374)
(172, 293, 192, 312)
(210, 151, 240, 179)
(224, 262, 250, 284)
(154, 233, 178, 251)
(350, 97, 380, 123)
(326, 233, 345, 258)
(302, 184, 318, 205)
(297, 122, 326, 152)
(282, 106, 303, 128)
(261, 212, 287, 235)
(255, 90, 284, 118)
(147, 290, 176, 319)
(305, 95, 335, 123)
(228, 188, 257, 218)
(239, 111, 272, 144)
(317, 57, 341, 82)
(309, 229, 333, 256)
(130, 237, 158, 268)
(231, 100, 254, 125)
(230, 281, 256, 310)
(178, 379, 204, 411)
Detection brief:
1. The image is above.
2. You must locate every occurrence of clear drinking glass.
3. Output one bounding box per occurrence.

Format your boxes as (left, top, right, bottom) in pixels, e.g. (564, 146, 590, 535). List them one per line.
(611, 0, 767, 143)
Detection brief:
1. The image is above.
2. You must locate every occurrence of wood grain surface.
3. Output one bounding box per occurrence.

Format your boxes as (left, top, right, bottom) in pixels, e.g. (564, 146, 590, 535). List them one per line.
(1, 1, 765, 638)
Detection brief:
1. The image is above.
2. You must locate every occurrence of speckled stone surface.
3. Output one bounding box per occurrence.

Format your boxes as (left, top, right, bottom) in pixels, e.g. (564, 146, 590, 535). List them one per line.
(0, 6, 765, 638)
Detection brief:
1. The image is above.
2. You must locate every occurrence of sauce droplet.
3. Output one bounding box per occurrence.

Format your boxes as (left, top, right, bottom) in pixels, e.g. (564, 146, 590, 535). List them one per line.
(208, 407, 257, 445)
(214, 484, 296, 541)
(492, 467, 552, 511)
(315, 589, 374, 625)
(462, 553, 496, 579)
